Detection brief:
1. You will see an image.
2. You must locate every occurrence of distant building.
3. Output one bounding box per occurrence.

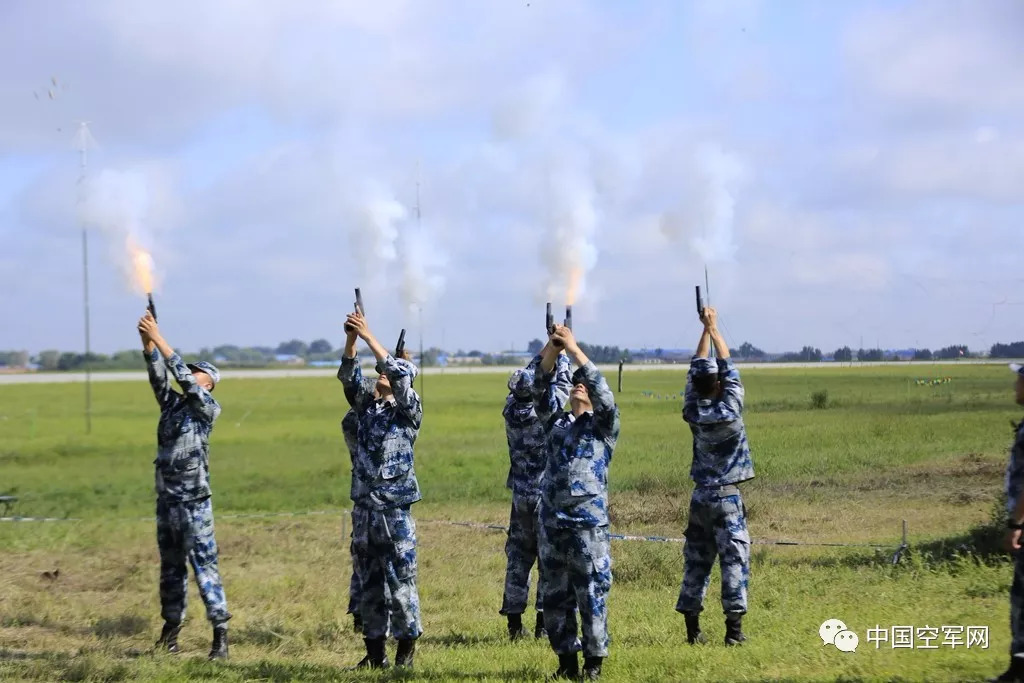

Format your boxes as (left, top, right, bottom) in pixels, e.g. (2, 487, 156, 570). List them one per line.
(274, 354, 306, 365)
(308, 360, 341, 368)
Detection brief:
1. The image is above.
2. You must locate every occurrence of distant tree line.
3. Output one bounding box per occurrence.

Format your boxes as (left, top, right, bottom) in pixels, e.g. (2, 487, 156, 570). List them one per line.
(4, 339, 1020, 371)
(991, 342, 1024, 358)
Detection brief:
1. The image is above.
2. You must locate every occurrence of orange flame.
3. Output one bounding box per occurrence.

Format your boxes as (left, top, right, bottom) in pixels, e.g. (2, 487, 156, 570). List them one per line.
(565, 265, 582, 306)
(128, 238, 155, 294)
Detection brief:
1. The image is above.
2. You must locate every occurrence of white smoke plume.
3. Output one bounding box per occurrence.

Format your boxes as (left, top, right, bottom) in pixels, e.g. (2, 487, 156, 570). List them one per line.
(78, 168, 164, 295)
(488, 74, 611, 309)
(347, 185, 405, 284)
(660, 144, 746, 264)
(398, 224, 447, 314)
(540, 167, 600, 306)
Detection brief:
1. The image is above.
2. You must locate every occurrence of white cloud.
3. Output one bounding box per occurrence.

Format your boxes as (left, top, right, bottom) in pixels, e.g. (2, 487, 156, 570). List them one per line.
(843, 0, 1024, 114)
(2, 1, 1024, 355)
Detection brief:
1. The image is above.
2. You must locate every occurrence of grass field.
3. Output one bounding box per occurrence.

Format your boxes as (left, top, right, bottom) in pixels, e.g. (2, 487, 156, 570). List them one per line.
(1, 364, 1022, 681)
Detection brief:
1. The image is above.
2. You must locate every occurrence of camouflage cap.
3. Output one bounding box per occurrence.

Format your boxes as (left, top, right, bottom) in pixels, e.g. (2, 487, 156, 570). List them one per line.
(187, 361, 221, 386)
(508, 369, 533, 398)
(571, 367, 588, 386)
(1011, 363, 1024, 377)
(690, 357, 718, 377)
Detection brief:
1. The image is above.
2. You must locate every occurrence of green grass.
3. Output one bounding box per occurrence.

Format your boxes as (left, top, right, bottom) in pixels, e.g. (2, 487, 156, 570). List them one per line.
(1, 365, 1021, 681)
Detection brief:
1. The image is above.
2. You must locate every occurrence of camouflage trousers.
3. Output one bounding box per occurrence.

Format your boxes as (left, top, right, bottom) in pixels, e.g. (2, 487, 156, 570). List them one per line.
(1011, 545, 1024, 656)
(156, 497, 231, 626)
(538, 524, 612, 658)
(675, 485, 750, 615)
(351, 504, 422, 640)
(500, 496, 545, 615)
(347, 524, 393, 633)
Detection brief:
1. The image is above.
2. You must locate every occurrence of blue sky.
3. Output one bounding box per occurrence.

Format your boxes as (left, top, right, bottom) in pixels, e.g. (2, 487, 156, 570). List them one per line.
(1, 0, 1021, 355)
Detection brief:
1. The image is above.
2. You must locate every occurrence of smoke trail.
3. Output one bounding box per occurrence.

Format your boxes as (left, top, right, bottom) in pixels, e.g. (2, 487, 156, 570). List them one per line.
(540, 168, 600, 306)
(660, 143, 745, 263)
(78, 168, 160, 295)
(348, 187, 405, 282)
(398, 224, 447, 314)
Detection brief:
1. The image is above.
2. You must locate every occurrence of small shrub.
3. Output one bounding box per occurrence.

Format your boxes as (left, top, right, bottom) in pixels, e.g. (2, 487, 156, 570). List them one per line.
(810, 390, 829, 409)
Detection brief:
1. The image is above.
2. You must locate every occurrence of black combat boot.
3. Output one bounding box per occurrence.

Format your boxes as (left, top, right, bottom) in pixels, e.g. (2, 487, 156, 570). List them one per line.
(724, 612, 747, 646)
(549, 652, 579, 680)
(353, 636, 390, 669)
(154, 621, 181, 654)
(507, 613, 528, 641)
(208, 624, 229, 660)
(990, 656, 1024, 682)
(534, 611, 547, 639)
(684, 613, 707, 645)
(396, 638, 416, 668)
(583, 656, 603, 680)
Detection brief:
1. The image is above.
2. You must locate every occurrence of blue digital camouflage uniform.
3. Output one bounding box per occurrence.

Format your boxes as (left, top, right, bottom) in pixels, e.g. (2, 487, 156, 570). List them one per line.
(341, 379, 394, 627)
(1005, 418, 1024, 658)
(676, 356, 754, 617)
(339, 353, 423, 641)
(500, 353, 572, 617)
(533, 359, 620, 658)
(145, 349, 230, 627)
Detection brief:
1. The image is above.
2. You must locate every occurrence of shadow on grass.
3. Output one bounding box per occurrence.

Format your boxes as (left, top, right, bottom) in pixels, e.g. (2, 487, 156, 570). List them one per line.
(93, 614, 149, 639)
(417, 632, 505, 648)
(778, 496, 1013, 572)
(183, 658, 544, 681)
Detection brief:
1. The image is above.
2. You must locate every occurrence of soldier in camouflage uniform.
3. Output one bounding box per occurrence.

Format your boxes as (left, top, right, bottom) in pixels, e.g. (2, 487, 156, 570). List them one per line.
(991, 364, 1024, 683)
(675, 306, 753, 647)
(137, 312, 231, 661)
(533, 324, 620, 681)
(338, 312, 422, 670)
(500, 344, 572, 641)
(344, 372, 400, 634)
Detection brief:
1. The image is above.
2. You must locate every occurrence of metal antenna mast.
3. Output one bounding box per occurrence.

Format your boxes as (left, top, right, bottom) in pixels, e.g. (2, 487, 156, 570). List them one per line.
(75, 122, 93, 434)
(705, 265, 715, 357)
(416, 161, 424, 401)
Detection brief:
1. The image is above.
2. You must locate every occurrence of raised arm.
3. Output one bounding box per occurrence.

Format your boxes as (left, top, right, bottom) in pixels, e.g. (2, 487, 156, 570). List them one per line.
(380, 356, 423, 428)
(683, 363, 699, 420)
(339, 327, 374, 409)
(559, 327, 620, 441)
(138, 316, 218, 422)
(138, 312, 174, 408)
(345, 312, 389, 365)
(164, 353, 221, 422)
(538, 336, 560, 375)
(695, 327, 711, 359)
(702, 307, 730, 359)
(576, 359, 620, 441)
(716, 357, 744, 414)
(532, 341, 571, 424)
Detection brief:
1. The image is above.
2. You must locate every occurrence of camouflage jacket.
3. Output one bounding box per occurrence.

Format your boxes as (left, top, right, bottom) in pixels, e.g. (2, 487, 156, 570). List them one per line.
(1005, 420, 1024, 517)
(339, 354, 422, 510)
(503, 352, 572, 501)
(533, 360, 620, 529)
(145, 349, 221, 502)
(682, 357, 754, 487)
(342, 376, 376, 502)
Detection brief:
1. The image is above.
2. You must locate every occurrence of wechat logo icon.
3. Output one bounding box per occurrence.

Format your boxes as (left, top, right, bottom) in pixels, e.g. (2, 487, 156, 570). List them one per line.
(820, 618, 858, 653)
